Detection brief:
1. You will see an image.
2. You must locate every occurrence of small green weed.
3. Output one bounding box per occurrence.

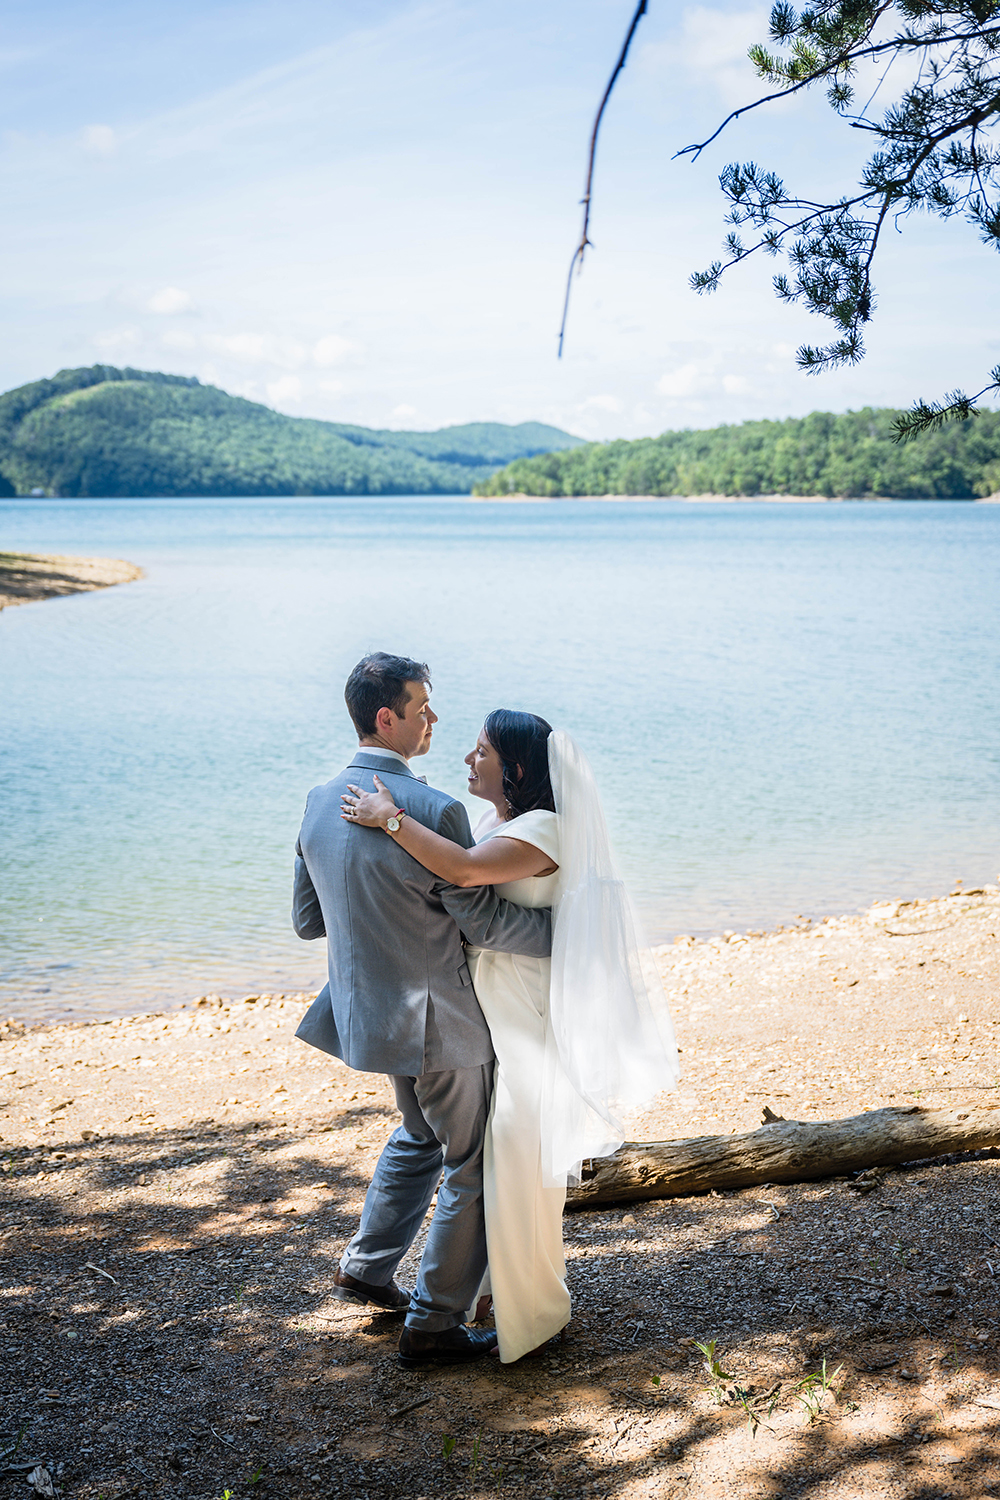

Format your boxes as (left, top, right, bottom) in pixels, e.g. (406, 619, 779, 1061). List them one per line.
(695, 1339, 730, 1381)
(695, 1350, 734, 1404)
(694, 1338, 732, 1400)
(793, 1359, 843, 1424)
(440, 1432, 504, 1489)
(0, 1424, 26, 1466)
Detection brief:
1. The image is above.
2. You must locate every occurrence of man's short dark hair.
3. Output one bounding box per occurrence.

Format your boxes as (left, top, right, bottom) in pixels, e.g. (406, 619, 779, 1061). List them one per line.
(345, 652, 431, 739)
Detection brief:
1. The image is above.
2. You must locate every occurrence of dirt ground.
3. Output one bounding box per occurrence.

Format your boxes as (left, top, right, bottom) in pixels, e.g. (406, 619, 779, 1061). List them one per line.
(2, 885, 998, 1500)
(0, 553, 143, 610)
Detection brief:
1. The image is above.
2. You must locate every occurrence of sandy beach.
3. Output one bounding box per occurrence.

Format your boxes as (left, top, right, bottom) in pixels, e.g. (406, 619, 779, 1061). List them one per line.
(471, 493, 1000, 504)
(3, 885, 998, 1498)
(0, 552, 143, 610)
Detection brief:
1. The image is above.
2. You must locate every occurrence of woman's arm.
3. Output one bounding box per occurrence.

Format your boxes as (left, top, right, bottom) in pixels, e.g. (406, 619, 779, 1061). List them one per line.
(342, 774, 557, 887)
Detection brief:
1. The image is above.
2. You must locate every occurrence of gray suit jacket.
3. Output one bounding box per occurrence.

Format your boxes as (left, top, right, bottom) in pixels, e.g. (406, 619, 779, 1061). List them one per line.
(292, 749, 552, 1075)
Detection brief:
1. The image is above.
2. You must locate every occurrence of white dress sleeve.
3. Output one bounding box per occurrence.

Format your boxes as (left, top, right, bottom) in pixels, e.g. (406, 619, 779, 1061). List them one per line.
(487, 809, 559, 865)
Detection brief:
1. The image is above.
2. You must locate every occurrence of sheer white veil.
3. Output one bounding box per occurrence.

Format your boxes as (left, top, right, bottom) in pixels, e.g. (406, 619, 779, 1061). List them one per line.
(541, 730, 679, 1186)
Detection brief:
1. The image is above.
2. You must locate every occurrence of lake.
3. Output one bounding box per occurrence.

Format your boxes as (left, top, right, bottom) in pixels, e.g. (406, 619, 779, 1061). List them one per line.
(2, 495, 998, 1023)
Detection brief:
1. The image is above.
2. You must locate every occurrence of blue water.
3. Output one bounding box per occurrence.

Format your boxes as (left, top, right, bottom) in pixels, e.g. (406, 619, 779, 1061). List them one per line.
(2, 495, 998, 1023)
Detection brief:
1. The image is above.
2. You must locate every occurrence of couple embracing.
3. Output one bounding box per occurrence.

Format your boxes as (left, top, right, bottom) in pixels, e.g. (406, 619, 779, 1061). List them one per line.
(293, 652, 678, 1368)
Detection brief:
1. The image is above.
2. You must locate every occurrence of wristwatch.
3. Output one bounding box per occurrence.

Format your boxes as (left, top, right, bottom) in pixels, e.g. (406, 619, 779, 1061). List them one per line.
(385, 808, 407, 833)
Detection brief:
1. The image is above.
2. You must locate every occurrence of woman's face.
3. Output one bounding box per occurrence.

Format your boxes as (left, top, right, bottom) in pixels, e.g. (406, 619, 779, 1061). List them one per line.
(464, 728, 506, 805)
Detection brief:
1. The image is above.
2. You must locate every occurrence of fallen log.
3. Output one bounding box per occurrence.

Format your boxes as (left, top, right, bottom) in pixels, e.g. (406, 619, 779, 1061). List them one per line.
(565, 1103, 1000, 1208)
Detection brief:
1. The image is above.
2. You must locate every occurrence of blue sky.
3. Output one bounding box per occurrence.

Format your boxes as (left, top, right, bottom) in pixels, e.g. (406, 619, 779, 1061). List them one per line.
(3, 0, 997, 439)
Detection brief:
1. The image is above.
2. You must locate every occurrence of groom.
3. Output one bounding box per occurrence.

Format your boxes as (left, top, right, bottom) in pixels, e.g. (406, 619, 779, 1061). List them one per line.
(292, 652, 551, 1366)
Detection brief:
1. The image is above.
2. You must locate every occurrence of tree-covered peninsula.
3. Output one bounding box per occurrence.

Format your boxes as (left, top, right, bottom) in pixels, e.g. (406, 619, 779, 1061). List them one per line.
(473, 408, 1000, 500)
(0, 366, 585, 498)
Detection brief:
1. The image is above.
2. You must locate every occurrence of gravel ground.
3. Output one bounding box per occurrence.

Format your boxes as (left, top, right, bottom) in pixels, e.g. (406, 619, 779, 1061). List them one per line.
(2, 886, 999, 1500)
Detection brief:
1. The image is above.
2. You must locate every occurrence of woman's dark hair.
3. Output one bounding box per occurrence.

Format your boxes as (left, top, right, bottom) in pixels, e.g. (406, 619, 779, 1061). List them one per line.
(345, 652, 431, 738)
(484, 709, 555, 819)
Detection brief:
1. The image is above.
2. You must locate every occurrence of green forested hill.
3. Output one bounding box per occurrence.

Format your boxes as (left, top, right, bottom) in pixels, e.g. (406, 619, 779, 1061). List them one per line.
(0, 366, 584, 497)
(473, 408, 1000, 499)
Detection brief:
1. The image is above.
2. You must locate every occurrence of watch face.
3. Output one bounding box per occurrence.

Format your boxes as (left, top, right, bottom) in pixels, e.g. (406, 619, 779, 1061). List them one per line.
(387, 816, 401, 831)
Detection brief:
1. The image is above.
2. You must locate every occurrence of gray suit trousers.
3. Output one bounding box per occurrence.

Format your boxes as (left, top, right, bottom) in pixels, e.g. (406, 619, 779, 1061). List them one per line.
(341, 1064, 493, 1331)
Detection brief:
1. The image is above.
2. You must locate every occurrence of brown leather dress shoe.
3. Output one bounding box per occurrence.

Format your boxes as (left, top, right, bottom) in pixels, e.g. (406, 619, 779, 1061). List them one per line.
(398, 1324, 499, 1369)
(332, 1267, 409, 1312)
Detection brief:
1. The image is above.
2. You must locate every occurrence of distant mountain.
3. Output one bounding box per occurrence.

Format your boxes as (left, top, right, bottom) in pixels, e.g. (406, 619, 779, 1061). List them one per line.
(0, 366, 585, 498)
(473, 407, 1000, 500)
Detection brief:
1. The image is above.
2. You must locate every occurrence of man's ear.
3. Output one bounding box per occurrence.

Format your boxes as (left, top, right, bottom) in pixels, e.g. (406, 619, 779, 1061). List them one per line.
(375, 705, 396, 733)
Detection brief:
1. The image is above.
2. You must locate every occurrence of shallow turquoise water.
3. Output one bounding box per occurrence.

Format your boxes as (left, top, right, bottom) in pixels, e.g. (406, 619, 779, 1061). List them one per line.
(2, 495, 998, 1021)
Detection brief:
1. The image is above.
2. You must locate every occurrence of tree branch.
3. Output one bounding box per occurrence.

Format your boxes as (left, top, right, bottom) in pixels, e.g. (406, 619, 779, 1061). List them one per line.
(676, 22, 1000, 162)
(892, 368, 1000, 439)
(558, 0, 649, 358)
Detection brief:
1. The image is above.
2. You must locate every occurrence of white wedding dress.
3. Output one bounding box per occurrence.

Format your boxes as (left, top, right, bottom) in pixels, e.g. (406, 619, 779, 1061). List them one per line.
(467, 731, 679, 1364)
(467, 806, 569, 1364)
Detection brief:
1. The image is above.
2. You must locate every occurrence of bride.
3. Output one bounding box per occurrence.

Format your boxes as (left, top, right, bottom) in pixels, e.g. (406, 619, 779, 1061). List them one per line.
(342, 710, 678, 1363)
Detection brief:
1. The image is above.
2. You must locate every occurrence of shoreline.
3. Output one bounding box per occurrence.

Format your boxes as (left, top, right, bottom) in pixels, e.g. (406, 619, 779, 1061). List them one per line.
(0, 549, 144, 609)
(3, 880, 995, 1067)
(6, 881, 995, 1033)
(4, 882, 997, 1033)
(471, 491, 1000, 504)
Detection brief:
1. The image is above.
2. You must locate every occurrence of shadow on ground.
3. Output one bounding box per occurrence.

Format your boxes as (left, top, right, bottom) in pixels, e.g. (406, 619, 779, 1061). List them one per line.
(2, 1118, 999, 1499)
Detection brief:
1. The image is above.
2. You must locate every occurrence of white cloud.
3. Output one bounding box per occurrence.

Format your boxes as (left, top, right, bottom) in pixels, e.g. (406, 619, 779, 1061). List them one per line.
(216, 333, 268, 361)
(160, 329, 198, 350)
(209, 333, 307, 368)
(313, 334, 354, 366)
(320, 379, 345, 395)
(148, 286, 193, 315)
(656, 363, 714, 398)
(266, 375, 303, 405)
(391, 403, 417, 420)
(640, 5, 774, 109)
(583, 394, 622, 413)
(656, 361, 761, 403)
(93, 325, 140, 352)
(81, 124, 116, 155)
(220, 377, 262, 401)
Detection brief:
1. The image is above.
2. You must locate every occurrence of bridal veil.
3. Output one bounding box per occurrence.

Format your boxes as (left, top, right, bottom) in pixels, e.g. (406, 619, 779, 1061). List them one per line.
(541, 730, 679, 1185)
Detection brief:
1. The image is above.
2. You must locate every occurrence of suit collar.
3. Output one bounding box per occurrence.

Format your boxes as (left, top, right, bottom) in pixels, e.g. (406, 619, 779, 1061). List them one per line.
(349, 748, 417, 779)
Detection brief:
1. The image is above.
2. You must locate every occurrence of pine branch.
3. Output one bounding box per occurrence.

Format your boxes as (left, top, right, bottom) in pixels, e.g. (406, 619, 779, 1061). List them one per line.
(676, 19, 1000, 161)
(891, 366, 1000, 438)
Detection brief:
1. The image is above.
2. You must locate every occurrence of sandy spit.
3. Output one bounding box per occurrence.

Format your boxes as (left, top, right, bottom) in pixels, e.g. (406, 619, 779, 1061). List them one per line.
(2, 886, 999, 1499)
(0, 551, 144, 610)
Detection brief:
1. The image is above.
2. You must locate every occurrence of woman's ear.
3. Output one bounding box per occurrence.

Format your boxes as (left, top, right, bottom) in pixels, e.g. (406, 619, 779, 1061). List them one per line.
(515, 763, 524, 782)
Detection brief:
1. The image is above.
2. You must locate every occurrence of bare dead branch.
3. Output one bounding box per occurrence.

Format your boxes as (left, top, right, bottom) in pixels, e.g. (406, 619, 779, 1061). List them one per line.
(558, 0, 649, 358)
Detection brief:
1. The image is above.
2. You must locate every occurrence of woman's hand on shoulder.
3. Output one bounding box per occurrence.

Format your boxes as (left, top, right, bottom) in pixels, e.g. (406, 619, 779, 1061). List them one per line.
(341, 773, 399, 828)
